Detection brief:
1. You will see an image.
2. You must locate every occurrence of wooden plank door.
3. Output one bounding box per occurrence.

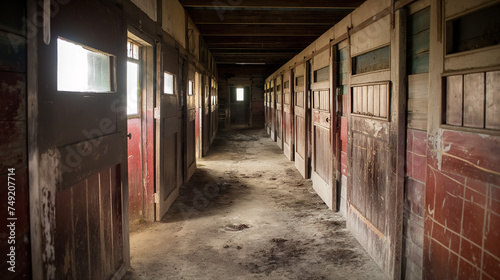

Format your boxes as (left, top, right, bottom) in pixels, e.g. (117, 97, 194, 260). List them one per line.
(126, 45, 143, 221)
(294, 64, 308, 178)
(346, 11, 406, 279)
(266, 82, 271, 135)
(155, 44, 181, 221)
(270, 79, 276, 141)
(29, 0, 128, 278)
(210, 79, 217, 143)
(311, 49, 337, 210)
(264, 84, 268, 134)
(283, 71, 294, 160)
(185, 63, 196, 181)
(276, 75, 284, 149)
(202, 74, 210, 156)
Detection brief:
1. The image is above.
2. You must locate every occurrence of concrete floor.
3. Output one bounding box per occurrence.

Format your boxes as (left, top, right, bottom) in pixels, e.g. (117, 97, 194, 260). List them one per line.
(124, 128, 387, 280)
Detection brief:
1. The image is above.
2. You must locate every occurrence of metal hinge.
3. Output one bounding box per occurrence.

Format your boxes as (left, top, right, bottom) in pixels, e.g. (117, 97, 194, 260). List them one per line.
(154, 107, 160, 119)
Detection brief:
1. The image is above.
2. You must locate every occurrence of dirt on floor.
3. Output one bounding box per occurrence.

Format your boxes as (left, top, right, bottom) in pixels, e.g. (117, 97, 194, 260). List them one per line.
(124, 127, 387, 280)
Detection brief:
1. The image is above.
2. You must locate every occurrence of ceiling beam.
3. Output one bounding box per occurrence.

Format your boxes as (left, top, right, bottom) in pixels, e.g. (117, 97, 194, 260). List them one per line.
(204, 36, 316, 49)
(179, 0, 365, 9)
(213, 53, 295, 65)
(185, 9, 349, 25)
(198, 24, 332, 36)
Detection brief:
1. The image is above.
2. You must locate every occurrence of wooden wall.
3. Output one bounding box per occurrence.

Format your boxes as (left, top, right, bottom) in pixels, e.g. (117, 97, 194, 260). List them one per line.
(264, 0, 500, 279)
(0, 2, 31, 279)
(424, 0, 500, 279)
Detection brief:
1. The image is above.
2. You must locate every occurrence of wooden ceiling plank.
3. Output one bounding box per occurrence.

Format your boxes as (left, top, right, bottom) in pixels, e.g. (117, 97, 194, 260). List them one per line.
(179, 0, 365, 9)
(185, 9, 349, 25)
(198, 24, 332, 36)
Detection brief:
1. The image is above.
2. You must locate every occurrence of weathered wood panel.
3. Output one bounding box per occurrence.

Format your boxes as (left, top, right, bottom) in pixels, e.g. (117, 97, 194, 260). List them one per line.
(446, 75, 463, 126)
(73, 179, 90, 280)
(111, 165, 124, 271)
(408, 73, 429, 130)
(486, 71, 500, 130)
(407, 7, 430, 75)
(162, 0, 186, 48)
(352, 83, 389, 119)
(351, 15, 391, 56)
(127, 118, 143, 220)
(88, 173, 103, 280)
(99, 168, 113, 277)
(55, 187, 74, 279)
(130, 0, 157, 21)
(463, 73, 485, 128)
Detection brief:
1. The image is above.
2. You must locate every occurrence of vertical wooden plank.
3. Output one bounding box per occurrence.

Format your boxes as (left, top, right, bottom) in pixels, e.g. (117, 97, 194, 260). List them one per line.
(73, 179, 90, 280)
(357, 86, 363, 113)
(353, 87, 358, 113)
(87, 172, 103, 280)
(100, 168, 113, 278)
(446, 75, 463, 126)
(486, 71, 500, 130)
(380, 84, 388, 118)
(111, 165, 123, 270)
(374, 85, 380, 117)
(362, 85, 368, 113)
(368, 85, 374, 115)
(55, 187, 74, 279)
(463, 73, 485, 128)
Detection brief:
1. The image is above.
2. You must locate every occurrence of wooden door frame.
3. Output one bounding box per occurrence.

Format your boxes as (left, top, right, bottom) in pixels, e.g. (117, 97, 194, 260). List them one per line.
(293, 63, 309, 178)
(126, 26, 156, 221)
(310, 48, 337, 210)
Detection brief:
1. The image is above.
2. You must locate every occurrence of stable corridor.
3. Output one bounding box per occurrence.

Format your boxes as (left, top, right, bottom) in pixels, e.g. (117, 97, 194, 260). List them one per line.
(124, 128, 386, 280)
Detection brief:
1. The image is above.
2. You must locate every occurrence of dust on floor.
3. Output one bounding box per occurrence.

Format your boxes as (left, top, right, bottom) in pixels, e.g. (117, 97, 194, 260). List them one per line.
(124, 128, 387, 280)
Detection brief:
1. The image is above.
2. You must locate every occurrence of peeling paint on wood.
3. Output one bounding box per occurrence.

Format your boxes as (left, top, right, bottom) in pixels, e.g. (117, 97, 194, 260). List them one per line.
(40, 149, 61, 279)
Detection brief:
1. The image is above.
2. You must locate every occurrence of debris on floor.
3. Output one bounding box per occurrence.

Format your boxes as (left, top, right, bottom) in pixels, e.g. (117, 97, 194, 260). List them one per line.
(125, 128, 387, 280)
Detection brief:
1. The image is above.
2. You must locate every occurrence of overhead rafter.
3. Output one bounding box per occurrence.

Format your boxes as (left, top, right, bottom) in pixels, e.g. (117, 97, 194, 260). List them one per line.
(180, 0, 366, 68)
(179, 0, 364, 9)
(186, 9, 349, 25)
(197, 24, 333, 37)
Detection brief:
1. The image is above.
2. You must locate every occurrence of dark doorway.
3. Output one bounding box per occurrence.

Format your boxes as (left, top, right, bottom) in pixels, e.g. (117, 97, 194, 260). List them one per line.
(230, 86, 251, 125)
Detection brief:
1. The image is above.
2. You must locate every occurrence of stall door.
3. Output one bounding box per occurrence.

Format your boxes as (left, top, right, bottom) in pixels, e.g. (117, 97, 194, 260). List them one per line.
(264, 84, 269, 134)
(283, 71, 294, 160)
(155, 44, 181, 221)
(185, 64, 197, 181)
(30, 0, 127, 278)
(266, 82, 271, 135)
(311, 49, 336, 209)
(294, 64, 308, 178)
(270, 80, 276, 141)
(276, 75, 284, 149)
(202, 75, 211, 156)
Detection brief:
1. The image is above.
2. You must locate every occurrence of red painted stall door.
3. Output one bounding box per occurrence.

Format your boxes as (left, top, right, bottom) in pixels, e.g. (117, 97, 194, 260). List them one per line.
(127, 41, 143, 220)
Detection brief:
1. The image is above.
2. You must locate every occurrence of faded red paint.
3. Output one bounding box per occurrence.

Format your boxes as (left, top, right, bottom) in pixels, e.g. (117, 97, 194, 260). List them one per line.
(340, 116, 348, 176)
(127, 118, 143, 220)
(424, 130, 500, 280)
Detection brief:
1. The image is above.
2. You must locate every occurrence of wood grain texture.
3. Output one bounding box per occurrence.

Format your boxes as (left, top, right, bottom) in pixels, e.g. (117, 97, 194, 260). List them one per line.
(446, 75, 463, 126)
(486, 71, 500, 130)
(463, 73, 485, 128)
(408, 73, 429, 130)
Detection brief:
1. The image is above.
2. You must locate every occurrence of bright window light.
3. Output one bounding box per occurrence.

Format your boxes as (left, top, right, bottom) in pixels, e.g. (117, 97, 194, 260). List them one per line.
(164, 72, 174, 94)
(236, 88, 244, 101)
(127, 61, 139, 115)
(189, 80, 193, 96)
(57, 38, 112, 92)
